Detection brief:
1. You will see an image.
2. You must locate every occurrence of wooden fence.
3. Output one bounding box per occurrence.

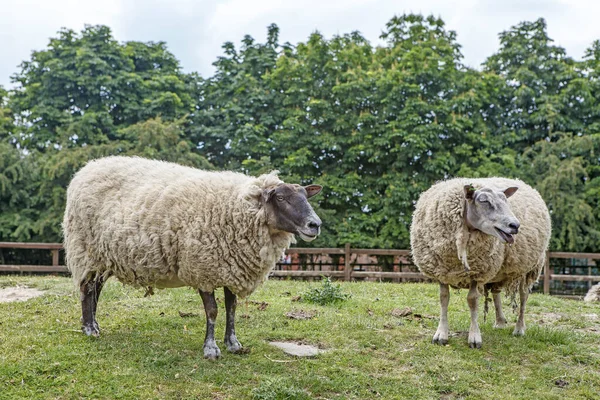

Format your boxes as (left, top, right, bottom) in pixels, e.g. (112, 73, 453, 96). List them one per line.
(1, 242, 599, 295)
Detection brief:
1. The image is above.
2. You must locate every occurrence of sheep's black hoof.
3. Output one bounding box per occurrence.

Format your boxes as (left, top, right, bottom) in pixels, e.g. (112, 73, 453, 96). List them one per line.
(468, 341, 482, 349)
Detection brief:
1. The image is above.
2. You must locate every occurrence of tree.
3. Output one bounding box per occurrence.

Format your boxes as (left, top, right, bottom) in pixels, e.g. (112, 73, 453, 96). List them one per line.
(10, 25, 195, 151)
(521, 134, 600, 251)
(5, 25, 211, 243)
(484, 19, 582, 150)
(190, 24, 282, 170)
(0, 88, 40, 242)
(200, 15, 497, 247)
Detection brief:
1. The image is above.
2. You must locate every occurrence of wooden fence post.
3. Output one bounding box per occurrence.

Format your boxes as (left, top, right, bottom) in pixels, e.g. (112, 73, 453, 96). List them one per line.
(344, 243, 352, 281)
(543, 251, 550, 295)
(51, 249, 59, 267)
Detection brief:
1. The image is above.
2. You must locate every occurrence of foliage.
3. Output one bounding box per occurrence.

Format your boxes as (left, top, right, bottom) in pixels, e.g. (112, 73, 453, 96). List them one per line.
(0, 26, 211, 243)
(302, 277, 351, 305)
(521, 134, 600, 251)
(1, 16, 600, 251)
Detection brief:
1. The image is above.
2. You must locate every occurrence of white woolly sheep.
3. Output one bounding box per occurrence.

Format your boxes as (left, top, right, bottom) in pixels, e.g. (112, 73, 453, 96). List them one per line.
(410, 177, 551, 348)
(584, 283, 600, 302)
(63, 156, 323, 359)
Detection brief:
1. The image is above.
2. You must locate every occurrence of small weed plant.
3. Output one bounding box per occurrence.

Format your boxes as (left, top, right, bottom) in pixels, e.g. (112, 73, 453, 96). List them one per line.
(302, 277, 350, 305)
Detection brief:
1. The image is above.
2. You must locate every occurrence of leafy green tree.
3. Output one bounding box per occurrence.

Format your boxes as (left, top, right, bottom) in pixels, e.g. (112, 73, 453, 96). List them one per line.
(0, 87, 11, 139)
(484, 18, 582, 149)
(521, 134, 600, 252)
(0, 89, 40, 242)
(2, 15, 600, 253)
(4, 26, 211, 243)
(10, 25, 195, 151)
(201, 15, 500, 248)
(191, 24, 282, 169)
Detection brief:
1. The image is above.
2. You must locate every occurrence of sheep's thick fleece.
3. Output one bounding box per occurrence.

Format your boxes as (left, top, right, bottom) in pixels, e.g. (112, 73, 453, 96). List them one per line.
(584, 283, 600, 302)
(410, 177, 551, 292)
(63, 156, 294, 298)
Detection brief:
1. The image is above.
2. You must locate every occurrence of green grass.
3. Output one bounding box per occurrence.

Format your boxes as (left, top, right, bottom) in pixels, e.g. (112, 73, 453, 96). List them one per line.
(1, 276, 599, 399)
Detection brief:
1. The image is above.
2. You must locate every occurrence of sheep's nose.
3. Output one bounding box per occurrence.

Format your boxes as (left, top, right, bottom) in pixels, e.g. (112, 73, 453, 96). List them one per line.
(308, 220, 321, 230)
(508, 221, 520, 233)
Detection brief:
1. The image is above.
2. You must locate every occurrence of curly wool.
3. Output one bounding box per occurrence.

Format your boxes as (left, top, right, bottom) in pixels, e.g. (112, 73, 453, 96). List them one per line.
(410, 177, 551, 295)
(584, 283, 600, 302)
(63, 156, 295, 298)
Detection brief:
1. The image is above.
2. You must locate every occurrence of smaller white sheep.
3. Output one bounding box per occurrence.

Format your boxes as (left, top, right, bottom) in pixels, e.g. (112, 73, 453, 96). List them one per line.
(63, 156, 323, 359)
(410, 177, 551, 348)
(584, 283, 600, 302)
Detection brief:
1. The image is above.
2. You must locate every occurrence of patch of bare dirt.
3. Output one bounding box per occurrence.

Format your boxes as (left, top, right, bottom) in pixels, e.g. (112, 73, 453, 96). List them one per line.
(0, 286, 45, 303)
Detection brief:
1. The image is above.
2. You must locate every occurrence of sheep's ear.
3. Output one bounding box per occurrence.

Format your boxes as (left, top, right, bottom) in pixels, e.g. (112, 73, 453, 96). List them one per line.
(304, 185, 322, 199)
(464, 184, 476, 201)
(504, 187, 518, 198)
(262, 188, 276, 203)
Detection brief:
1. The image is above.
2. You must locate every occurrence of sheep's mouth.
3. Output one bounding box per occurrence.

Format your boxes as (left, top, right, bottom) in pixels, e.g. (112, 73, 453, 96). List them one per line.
(298, 231, 318, 242)
(495, 227, 515, 244)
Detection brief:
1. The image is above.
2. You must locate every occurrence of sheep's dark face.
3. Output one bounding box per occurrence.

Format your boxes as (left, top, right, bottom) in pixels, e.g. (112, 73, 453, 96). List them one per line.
(464, 185, 520, 244)
(263, 184, 323, 241)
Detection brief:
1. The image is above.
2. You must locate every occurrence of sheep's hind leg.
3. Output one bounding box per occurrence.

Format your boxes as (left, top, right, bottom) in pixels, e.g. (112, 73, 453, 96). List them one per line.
(513, 283, 528, 336)
(492, 289, 507, 328)
(224, 287, 243, 353)
(80, 276, 105, 337)
(467, 281, 482, 349)
(432, 283, 450, 345)
(199, 290, 221, 360)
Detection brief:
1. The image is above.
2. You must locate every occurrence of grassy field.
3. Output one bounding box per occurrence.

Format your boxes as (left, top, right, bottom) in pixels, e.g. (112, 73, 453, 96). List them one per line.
(0, 276, 599, 400)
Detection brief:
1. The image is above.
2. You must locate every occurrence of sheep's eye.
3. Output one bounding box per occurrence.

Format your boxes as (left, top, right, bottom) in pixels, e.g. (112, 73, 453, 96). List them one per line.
(276, 195, 285, 202)
(477, 194, 489, 204)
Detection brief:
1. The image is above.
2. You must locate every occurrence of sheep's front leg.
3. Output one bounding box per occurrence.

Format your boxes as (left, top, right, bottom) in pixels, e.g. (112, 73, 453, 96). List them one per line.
(513, 284, 528, 336)
(224, 287, 243, 353)
(467, 281, 482, 348)
(199, 290, 221, 360)
(432, 283, 450, 345)
(80, 276, 105, 337)
(492, 289, 507, 328)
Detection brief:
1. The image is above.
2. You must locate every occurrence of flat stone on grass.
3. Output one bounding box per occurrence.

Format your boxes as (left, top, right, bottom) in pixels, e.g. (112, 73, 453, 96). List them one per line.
(269, 341, 326, 357)
(0, 287, 45, 303)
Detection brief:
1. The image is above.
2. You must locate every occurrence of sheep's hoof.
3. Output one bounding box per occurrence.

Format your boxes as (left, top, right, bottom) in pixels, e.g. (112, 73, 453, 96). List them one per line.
(82, 322, 100, 337)
(203, 342, 221, 360)
(494, 318, 507, 329)
(512, 326, 526, 336)
(432, 332, 448, 346)
(468, 341, 482, 349)
(468, 332, 482, 349)
(225, 337, 243, 354)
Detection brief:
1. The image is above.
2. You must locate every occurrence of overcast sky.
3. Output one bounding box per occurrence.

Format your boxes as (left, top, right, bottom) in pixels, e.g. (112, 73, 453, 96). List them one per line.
(1, 0, 599, 89)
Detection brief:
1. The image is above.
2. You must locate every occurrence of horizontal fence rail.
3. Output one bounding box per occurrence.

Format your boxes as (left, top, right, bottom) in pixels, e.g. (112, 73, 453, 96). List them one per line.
(1, 242, 599, 296)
